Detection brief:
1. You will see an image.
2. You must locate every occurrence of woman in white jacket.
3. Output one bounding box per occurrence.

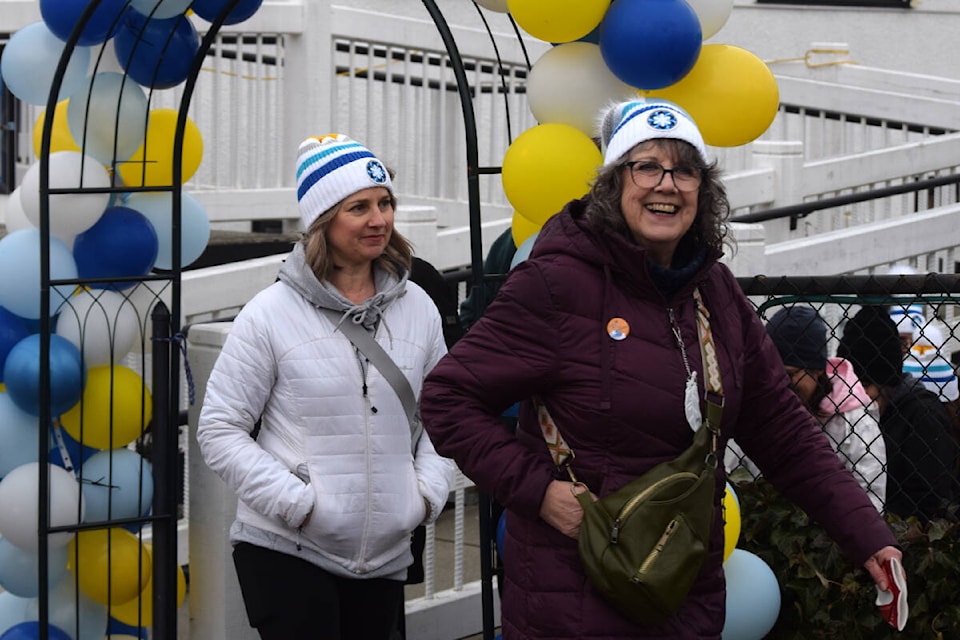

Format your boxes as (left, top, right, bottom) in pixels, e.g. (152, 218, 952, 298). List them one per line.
(766, 306, 887, 512)
(197, 134, 455, 640)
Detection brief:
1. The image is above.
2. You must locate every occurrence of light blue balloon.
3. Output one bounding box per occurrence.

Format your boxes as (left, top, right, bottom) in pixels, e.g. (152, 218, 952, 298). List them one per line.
(0, 538, 69, 598)
(0, 229, 78, 320)
(0, 393, 41, 479)
(67, 72, 149, 165)
(509, 232, 539, 270)
(0, 592, 31, 637)
(0, 22, 91, 106)
(722, 549, 781, 640)
(26, 575, 108, 640)
(123, 191, 211, 270)
(79, 448, 153, 524)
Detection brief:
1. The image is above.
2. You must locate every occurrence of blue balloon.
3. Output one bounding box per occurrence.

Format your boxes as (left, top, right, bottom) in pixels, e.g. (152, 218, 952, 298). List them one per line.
(510, 232, 538, 270)
(0, 22, 91, 106)
(0, 538, 69, 598)
(3, 334, 84, 417)
(0, 229, 78, 320)
(48, 424, 98, 471)
(0, 621, 72, 640)
(73, 206, 159, 291)
(39, 0, 126, 46)
(107, 618, 149, 639)
(124, 191, 211, 270)
(0, 307, 31, 381)
(0, 393, 41, 479)
(599, 0, 702, 90)
(190, 0, 264, 25)
(79, 448, 154, 524)
(722, 549, 781, 640)
(113, 9, 200, 89)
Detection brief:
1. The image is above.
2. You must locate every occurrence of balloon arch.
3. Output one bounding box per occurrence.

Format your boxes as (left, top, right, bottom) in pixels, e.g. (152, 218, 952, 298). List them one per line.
(0, 1, 259, 639)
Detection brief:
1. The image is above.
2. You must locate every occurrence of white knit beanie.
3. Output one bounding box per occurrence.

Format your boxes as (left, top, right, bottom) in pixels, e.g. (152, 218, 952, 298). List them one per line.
(295, 134, 393, 229)
(598, 99, 707, 167)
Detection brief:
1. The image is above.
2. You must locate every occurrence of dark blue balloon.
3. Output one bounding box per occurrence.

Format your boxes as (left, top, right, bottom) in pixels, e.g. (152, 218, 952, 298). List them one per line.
(496, 511, 506, 559)
(107, 618, 149, 639)
(0, 306, 31, 382)
(190, 0, 264, 26)
(3, 334, 84, 417)
(113, 9, 200, 89)
(39, 0, 126, 46)
(0, 621, 72, 640)
(49, 424, 99, 470)
(73, 206, 159, 291)
(599, 0, 702, 90)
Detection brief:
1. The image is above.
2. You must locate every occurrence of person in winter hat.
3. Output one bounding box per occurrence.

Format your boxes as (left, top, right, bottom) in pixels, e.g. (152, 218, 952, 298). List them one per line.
(197, 134, 455, 639)
(420, 98, 902, 638)
(765, 306, 887, 511)
(839, 306, 958, 521)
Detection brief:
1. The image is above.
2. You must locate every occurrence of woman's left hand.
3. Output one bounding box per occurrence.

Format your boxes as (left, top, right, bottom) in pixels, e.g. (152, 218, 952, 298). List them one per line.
(863, 545, 902, 592)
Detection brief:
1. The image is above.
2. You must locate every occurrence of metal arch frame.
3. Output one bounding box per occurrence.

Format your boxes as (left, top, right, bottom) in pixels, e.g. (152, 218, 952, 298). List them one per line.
(37, 2, 246, 639)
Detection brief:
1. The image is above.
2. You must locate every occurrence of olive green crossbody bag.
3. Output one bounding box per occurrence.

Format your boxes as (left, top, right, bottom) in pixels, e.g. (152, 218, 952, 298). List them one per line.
(537, 288, 722, 625)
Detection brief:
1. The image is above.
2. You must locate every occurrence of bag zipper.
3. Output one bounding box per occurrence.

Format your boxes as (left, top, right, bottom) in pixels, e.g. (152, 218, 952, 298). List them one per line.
(632, 516, 684, 581)
(610, 472, 699, 543)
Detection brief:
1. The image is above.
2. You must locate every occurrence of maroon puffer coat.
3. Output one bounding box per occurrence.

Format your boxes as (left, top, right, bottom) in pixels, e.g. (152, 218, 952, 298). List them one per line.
(420, 201, 896, 639)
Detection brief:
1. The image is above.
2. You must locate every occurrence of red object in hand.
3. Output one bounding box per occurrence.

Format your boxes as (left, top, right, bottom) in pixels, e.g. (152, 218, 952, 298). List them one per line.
(875, 556, 908, 631)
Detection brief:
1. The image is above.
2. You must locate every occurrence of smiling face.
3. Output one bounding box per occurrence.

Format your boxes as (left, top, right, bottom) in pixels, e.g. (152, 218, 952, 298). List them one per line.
(619, 140, 700, 267)
(327, 186, 394, 269)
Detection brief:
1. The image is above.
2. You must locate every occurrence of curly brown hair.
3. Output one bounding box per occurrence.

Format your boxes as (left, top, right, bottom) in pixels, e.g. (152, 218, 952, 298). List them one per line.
(582, 139, 731, 256)
(302, 186, 412, 281)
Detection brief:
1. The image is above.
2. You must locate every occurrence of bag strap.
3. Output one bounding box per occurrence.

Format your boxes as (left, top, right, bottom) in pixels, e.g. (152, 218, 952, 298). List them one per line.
(539, 287, 723, 471)
(322, 308, 422, 454)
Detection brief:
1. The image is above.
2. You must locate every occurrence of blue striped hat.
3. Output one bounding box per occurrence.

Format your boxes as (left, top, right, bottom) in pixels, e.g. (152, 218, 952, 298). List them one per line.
(598, 99, 707, 167)
(295, 134, 392, 229)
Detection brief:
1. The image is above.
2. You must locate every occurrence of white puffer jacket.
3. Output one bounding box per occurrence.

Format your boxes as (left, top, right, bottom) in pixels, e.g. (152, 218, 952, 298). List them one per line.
(197, 245, 455, 579)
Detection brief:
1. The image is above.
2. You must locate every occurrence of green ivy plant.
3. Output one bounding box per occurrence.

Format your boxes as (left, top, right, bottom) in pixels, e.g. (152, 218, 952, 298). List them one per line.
(732, 476, 960, 639)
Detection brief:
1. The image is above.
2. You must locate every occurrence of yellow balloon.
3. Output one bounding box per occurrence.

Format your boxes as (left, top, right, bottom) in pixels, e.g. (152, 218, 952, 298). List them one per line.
(32, 100, 81, 156)
(508, 0, 610, 43)
(647, 44, 780, 147)
(722, 483, 741, 562)
(60, 365, 153, 450)
(511, 210, 541, 248)
(71, 528, 152, 606)
(110, 556, 187, 627)
(118, 108, 203, 187)
(501, 123, 601, 226)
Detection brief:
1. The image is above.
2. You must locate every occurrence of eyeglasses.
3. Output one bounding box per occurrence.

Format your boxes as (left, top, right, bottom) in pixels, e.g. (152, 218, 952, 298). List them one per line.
(620, 161, 702, 192)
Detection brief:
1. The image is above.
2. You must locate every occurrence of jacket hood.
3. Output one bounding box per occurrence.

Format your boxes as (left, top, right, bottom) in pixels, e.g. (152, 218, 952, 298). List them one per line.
(278, 242, 408, 329)
(823, 357, 873, 414)
(530, 198, 719, 301)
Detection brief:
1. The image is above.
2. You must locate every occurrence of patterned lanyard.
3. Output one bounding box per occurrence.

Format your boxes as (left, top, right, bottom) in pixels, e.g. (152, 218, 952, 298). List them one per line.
(538, 287, 724, 470)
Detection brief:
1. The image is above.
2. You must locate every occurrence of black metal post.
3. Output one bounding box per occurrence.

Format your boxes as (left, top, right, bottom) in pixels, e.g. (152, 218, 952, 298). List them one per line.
(151, 301, 177, 639)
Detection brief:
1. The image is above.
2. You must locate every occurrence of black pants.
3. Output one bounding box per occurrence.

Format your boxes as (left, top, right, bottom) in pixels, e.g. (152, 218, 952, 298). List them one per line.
(233, 542, 404, 640)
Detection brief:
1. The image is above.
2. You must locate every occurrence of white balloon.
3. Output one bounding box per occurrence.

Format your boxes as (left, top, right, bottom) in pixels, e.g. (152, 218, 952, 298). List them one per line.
(527, 42, 635, 136)
(1, 188, 35, 234)
(474, 0, 510, 12)
(685, 0, 734, 41)
(0, 462, 84, 552)
(56, 289, 141, 366)
(67, 72, 149, 165)
(18, 152, 111, 244)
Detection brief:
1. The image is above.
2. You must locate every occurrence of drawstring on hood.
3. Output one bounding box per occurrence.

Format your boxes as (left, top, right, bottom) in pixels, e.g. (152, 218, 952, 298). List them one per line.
(278, 243, 409, 332)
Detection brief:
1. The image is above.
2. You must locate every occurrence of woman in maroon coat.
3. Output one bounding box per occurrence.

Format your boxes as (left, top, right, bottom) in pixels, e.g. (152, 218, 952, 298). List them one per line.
(420, 99, 902, 639)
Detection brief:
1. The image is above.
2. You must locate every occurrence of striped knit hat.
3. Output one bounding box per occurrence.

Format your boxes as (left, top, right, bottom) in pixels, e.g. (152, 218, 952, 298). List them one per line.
(597, 99, 707, 167)
(295, 134, 392, 229)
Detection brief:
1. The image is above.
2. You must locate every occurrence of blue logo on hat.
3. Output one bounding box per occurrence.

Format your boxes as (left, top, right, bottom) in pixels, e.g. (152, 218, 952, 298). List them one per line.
(647, 109, 678, 131)
(366, 160, 388, 184)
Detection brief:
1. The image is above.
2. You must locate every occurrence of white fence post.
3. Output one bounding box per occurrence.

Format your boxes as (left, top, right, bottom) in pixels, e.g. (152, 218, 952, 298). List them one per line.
(750, 140, 805, 243)
(186, 322, 258, 640)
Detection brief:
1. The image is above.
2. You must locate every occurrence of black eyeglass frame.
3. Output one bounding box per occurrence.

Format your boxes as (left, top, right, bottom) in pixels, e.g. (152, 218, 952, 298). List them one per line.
(619, 160, 704, 192)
